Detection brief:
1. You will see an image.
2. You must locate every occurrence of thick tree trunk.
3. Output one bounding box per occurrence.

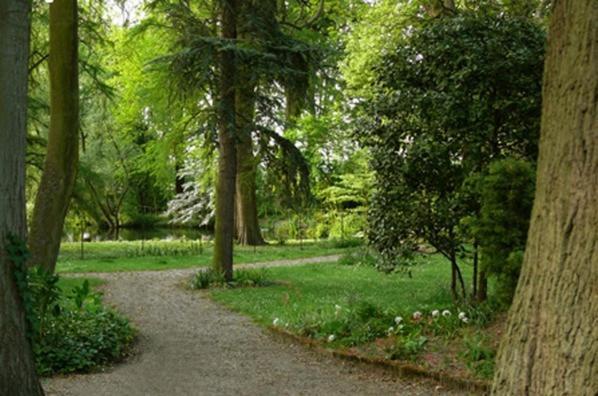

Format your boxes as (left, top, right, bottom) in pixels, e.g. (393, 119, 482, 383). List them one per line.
(234, 71, 265, 245)
(212, 0, 238, 281)
(232, 0, 271, 246)
(492, 0, 597, 394)
(29, 0, 79, 272)
(0, 1, 44, 393)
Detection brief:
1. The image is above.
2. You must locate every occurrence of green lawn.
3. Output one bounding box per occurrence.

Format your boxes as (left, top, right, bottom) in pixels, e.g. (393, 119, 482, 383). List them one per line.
(210, 254, 472, 327)
(56, 239, 355, 273)
(57, 277, 105, 293)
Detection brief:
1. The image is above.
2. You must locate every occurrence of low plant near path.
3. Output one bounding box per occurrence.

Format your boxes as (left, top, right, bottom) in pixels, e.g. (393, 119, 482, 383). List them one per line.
(210, 259, 502, 382)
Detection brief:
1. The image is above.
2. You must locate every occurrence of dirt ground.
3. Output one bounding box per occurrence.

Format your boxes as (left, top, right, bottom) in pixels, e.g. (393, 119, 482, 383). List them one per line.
(43, 257, 469, 396)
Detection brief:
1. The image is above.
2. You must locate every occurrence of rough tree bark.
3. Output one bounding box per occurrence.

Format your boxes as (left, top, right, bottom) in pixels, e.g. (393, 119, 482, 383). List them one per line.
(212, 0, 238, 281)
(233, 2, 265, 245)
(235, 76, 265, 245)
(29, 0, 79, 272)
(491, 0, 597, 394)
(0, 0, 45, 393)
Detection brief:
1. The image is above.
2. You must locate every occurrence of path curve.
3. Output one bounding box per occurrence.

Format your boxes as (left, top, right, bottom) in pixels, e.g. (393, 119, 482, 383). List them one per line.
(43, 257, 464, 395)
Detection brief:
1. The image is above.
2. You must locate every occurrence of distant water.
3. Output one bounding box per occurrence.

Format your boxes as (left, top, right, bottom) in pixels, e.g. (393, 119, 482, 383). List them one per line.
(62, 227, 211, 242)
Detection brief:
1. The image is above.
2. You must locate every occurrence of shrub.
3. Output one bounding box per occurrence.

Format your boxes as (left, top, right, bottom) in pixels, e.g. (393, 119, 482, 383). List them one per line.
(26, 268, 135, 376)
(35, 307, 135, 375)
(473, 158, 535, 304)
(461, 333, 496, 379)
(387, 330, 428, 361)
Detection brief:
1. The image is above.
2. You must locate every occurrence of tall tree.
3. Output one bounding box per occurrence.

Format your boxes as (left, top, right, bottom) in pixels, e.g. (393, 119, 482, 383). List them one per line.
(213, 0, 239, 280)
(29, 0, 79, 272)
(0, 0, 45, 394)
(233, 0, 271, 245)
(492, 0, 597, 394)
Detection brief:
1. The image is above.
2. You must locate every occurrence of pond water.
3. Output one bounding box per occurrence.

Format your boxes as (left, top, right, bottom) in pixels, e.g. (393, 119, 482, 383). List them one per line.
(63, 227, 211, 242)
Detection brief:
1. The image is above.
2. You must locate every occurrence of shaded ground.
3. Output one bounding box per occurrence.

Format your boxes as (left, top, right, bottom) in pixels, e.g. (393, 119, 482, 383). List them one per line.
(43, 256, 467, 395)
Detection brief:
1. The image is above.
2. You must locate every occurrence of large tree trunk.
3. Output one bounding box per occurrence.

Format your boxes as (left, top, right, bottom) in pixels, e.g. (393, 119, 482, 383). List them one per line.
(234, 40, 264, 245)
(0, 1, 44, 393)
(29, 0, 79, 272)
(492, 0, 597, 394)
(212, 0, 238, 281)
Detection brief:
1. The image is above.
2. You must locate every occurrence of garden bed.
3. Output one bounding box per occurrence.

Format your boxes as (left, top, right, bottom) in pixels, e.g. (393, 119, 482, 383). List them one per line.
(208, 260, 504, 392)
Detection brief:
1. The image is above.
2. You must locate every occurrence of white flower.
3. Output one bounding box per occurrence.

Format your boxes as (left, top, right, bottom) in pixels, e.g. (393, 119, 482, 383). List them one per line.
(387, 326, 394, 335)
(398, 324, 405, 330)
(394, 316, 403, 325)
(432, 310, 440, 318)
(272, 318, 281, 326)
(412, 311, 422, 320)
(328, 334, 336, 342)
(461, 317, 469, 324)
(442, 310, 451, 317)
(458, 312, 467, 320)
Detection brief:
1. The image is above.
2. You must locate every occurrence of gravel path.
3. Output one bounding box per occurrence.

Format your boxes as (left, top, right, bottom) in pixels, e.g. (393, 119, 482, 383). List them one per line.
(43, 256, 466, 396)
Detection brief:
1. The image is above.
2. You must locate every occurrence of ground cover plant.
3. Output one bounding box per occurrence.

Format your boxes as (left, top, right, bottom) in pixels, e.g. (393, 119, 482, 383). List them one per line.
(56, 239, 354, 273)
(209, 257, 501, 382)
(26, 270, 135, 376)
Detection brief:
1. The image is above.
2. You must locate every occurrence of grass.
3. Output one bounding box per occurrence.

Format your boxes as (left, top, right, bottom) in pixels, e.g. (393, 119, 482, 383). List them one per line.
(57, 277, 105, 293)
(210, 254, 470, 327)
(56, 239, 355, 273)
(208, 254, 502, 383)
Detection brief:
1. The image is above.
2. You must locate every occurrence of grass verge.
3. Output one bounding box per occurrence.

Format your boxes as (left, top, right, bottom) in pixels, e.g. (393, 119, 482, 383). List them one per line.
(208, 256, 501, 385)
(57, 239, 354, 273)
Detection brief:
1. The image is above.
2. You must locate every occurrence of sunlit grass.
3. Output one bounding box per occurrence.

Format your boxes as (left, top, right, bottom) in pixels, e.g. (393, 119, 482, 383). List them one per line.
(210, 254, 472, 327)
(56, 239, 357, 273)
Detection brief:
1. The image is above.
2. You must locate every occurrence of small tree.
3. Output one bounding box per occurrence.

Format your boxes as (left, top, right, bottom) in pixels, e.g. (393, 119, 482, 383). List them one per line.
(471, 158, 535, 304)
(355, 11, 544, 299)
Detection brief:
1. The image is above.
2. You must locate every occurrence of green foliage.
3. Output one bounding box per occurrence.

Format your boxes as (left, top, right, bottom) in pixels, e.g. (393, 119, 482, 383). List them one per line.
(471, 158, 536, 303)
(25, 270, 136, 376)
(460, 333, 496, 379)
(6, 237, 135, 376)
(35, 304, 135, 376)
(190, 268, 271, 289)
(296, 300, 396, 346)
(337, 247, 379, 267)
(354, 11, 544, 280)
(387, 330, 428, 361)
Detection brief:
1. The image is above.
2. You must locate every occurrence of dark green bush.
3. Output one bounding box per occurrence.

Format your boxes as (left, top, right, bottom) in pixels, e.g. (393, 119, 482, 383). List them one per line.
(473, 158, 535, 303)
(35, 308, 135, 376)
(26, 268, 135, 376)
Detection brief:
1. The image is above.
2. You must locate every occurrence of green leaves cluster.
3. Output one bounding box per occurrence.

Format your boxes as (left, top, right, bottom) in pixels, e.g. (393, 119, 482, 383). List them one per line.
(9, 253, 136, 376)
(354, 11, 545, 293)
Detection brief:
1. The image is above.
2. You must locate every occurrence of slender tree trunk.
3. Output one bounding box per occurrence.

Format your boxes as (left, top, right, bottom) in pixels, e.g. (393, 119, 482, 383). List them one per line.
(213, 0, 238, 281)
(29, 0, 79, 272)
(472, 241, 478, 298)
(477, 269, 487, 302)
(492, 1, 597, 394)
(234, 70, 265, 245)
(0, 1, 44, 393)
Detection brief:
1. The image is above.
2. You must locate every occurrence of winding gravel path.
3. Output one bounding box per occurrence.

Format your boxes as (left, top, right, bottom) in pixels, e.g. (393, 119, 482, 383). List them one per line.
(43, 256, 465, 396)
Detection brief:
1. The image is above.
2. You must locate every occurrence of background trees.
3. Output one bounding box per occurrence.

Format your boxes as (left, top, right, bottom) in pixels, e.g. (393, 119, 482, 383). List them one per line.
(492, 0, 597, 393)
(0, 0, 44, 393)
